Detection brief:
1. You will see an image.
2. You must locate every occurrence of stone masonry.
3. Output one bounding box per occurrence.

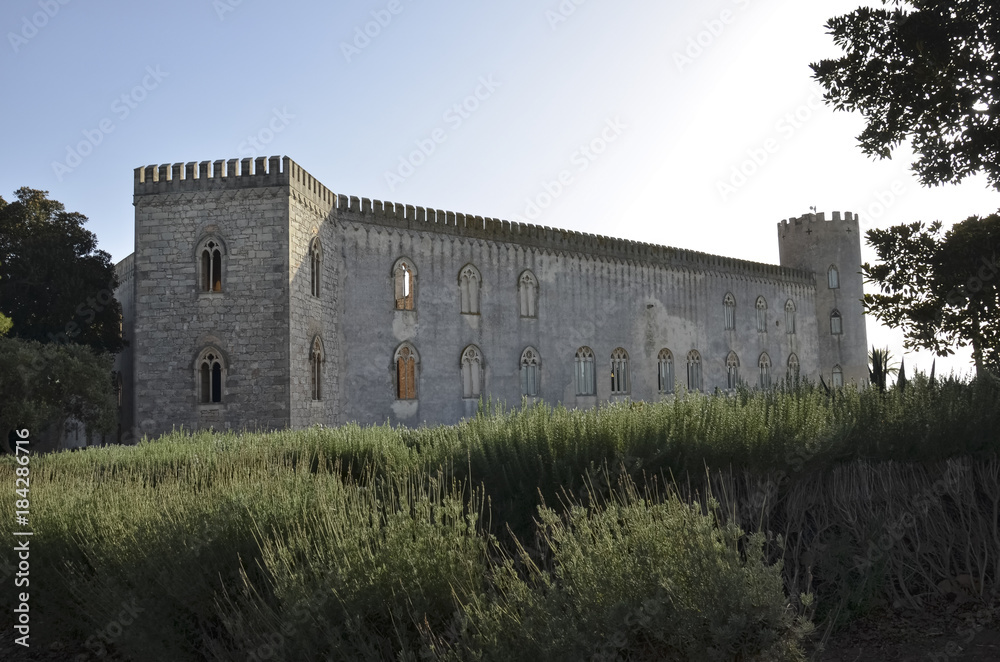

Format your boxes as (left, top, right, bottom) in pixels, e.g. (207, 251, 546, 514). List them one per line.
(116, 156, 869, 438)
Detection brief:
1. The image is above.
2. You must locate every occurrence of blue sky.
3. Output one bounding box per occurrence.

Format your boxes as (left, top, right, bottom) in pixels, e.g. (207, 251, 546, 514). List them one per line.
(2, 0, 997, 376)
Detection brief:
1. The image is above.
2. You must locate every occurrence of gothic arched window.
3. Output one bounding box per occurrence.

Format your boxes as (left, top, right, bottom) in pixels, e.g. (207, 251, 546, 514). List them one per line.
(520, 347, 540, 397)
(198, 237, 226, 292)
(310, 238, 322, 298)
(785, 299, 796, 335)
(687, 350, 703, 391)
(395, 343, 418, 400)
(723, 293, 736, 330)
(726, 351, 740, 389)
(393, 257, 416, 310)
(575, 347, 595, 395)
(830, 309, 843, 335)
(657, 348, 674, 394)
(459, 264, 482, 314)
(610, 347, 629, 395)
(828, 265, 840, 289)
(197, 348, 225, 404)
(518, 270, 538, 318)
(461, 345, 483, 398)
(755, 296, 768, 333)
(787, 353, 800, 381)
(832, 364, 844, 388)
(758, 352, 771, 388)
(310, 337, 324, 401)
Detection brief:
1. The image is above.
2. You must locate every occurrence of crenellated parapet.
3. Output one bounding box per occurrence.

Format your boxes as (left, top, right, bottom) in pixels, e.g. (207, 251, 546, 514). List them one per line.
(777, 210, 860, 234)
(133, 156, 289, 195)
(326, 179, 814, 284)
(133, 155, 815, 284)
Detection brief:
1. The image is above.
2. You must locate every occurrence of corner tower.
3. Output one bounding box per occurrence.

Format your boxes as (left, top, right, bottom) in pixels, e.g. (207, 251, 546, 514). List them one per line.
(777, 211, 868, 386)
(131, 157, 294, 437)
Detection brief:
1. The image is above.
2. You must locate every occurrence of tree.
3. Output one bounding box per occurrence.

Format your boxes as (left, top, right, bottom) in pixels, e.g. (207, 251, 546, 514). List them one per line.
(862, 212, 1000, 380)
(0, 272, 12, 336)
(811, 0, 1000, 189)
(0, 188, 123, 354)
(0, 337, 117, 453)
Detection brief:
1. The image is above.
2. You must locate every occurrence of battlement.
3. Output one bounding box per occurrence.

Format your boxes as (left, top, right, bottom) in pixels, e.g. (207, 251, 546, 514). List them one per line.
(134, 155, 816, 284)
(326, 189, 814, 284)
(777, 211, 859, 234)
(133, 156, 290, 194)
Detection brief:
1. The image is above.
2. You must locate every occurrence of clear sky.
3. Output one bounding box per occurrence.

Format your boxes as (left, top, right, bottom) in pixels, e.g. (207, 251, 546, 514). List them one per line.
(2, 0, 997, 377)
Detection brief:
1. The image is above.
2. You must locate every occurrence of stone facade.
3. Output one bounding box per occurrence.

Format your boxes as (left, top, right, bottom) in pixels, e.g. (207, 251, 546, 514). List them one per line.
(116, 156, 868, 438)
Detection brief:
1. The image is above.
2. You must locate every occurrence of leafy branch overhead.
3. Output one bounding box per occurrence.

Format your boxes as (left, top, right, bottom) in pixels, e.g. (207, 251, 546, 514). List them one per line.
(811, 0, 1000, 188)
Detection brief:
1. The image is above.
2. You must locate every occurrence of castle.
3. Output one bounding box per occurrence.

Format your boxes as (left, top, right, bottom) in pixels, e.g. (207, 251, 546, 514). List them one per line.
(113, 155, 868, 439)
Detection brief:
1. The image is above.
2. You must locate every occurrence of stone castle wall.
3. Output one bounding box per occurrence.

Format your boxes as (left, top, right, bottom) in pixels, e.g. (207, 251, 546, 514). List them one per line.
(328, 215, 821, 426)
(132, 159, 292, 436)
(778, 212, 869, 385)
(122, 156, 867, 435)
(113, 254, 135, 441)
(287, 179, 339, 428)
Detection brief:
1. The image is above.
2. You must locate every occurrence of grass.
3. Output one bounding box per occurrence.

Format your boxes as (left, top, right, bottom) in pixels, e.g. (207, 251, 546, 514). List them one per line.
(0, 375, 997, 660)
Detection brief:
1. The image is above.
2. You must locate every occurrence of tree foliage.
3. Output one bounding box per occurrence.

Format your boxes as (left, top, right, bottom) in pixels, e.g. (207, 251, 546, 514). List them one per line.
(862, 212, 1000, 379)
(812, 0, 1000, 189)
(0, 336, 116, 452)
(0, 188, 123, 355)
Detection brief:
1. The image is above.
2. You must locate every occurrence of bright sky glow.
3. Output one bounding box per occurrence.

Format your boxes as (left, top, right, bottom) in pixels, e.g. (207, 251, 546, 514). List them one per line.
(2, 0, 997, 378)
